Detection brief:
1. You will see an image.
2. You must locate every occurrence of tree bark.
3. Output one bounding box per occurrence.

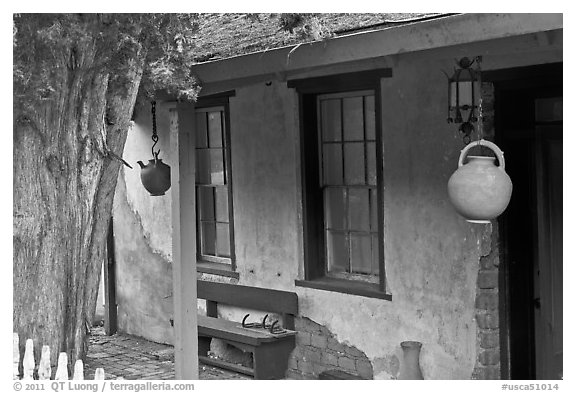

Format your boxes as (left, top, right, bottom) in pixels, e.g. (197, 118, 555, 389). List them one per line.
(13, 34, 145, 372)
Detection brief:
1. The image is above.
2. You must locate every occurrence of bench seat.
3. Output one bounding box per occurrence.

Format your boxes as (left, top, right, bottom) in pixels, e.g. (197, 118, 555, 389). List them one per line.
(197, 315, 297, 346)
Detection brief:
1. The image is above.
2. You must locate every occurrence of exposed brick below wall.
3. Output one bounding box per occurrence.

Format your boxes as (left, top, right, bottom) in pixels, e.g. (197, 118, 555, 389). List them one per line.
(479, 349, 500, 366)
(475, 291, 499, 310)
(287, 316, 374, 379)
(472, 161, 502, 381)
(477, 271, 499, 289)
(476, 313, 499, 329)
(480, 332, 500, 349)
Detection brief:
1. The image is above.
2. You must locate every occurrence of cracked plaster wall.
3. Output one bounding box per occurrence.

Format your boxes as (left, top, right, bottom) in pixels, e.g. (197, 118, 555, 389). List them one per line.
(109, 32, 561, 377)
(112, 103, 175, 344)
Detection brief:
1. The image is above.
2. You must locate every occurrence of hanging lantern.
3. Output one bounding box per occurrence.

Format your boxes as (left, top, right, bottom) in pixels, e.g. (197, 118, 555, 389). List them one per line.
(445, 56, 512, 223)
(446, 57, 481, 144)
(137, 101, 171, 196)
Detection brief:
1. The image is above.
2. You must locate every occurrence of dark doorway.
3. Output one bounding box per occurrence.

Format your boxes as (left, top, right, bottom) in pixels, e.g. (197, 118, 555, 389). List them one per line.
(487, 63, 562, 380)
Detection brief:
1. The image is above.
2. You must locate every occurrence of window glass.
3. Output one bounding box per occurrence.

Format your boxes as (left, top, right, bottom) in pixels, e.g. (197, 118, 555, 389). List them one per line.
(366, 142, 377, 186)
(208, 111, 223, 148)
(326, 231, 349, 273)
(196, 150, 211, 185)
(364, 95, 376, 141)
(198, 187, 215, 221)
(323, 144, 343, 185)
(195, 113, 208, 148)
(215, 187, 229, 223)
(210, 150, 225, 185)
(324, 188, 346, 230)
(348, 188, 370, 232)
(343, 96, 364, 141)
(344, 142, 365, 185)
(201, 222, 216, 256)
(321, 99, 342, 142)
(350, 235, 372, 274)
(317, 91, 379, 281)
(216, 223, 231, 257)
(195, 105, 234, 266)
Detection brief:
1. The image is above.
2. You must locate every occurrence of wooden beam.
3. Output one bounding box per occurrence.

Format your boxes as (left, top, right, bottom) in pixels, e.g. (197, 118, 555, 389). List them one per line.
(170, 102, 199, 379)
(104, 218, 117, 336)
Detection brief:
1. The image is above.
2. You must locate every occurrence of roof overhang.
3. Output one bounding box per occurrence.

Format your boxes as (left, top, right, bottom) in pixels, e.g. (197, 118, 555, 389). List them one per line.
(191, 13, 562, 87)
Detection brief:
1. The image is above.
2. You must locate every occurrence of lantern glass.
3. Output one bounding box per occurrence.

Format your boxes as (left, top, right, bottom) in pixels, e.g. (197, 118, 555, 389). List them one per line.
(450, 80, 474, 108)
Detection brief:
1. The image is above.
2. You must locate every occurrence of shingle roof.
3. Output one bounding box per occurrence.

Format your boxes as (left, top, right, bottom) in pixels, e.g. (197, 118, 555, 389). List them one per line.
(191, 13, 449, 63)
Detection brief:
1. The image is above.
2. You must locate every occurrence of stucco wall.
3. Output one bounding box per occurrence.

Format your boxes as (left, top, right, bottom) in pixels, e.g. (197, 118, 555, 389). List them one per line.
(110, 30, 561, 377)
(112, 102, 175, 344)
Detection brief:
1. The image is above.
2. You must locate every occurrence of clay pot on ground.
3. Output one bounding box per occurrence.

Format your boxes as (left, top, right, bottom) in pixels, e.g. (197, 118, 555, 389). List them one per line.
(399, 340, 424, 380)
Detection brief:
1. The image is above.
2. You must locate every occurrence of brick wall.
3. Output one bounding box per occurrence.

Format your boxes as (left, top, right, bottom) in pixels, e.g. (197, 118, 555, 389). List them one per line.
(471, 82, 501, 380)
(286, 317, 373, 379)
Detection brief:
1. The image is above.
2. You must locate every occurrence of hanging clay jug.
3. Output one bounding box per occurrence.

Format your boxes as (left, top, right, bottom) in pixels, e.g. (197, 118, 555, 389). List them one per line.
(137, 152, 171, 196)
(447, 139, 512, 224)
(399, 341, 424, 380)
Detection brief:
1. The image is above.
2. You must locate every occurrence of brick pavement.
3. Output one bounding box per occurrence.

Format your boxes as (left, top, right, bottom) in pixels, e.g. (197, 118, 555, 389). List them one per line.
(84, 327, 251, 380)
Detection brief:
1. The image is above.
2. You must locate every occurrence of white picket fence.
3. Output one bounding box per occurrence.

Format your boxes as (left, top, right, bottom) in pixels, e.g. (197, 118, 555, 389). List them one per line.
(13, 333, 105, 380)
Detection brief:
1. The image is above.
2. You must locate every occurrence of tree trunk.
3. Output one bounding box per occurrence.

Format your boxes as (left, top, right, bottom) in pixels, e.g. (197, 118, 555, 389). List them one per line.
(13, 36, 145, 372)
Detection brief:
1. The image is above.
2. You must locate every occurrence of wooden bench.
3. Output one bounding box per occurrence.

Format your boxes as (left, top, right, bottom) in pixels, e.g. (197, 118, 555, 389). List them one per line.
(196, 280, 298, 379)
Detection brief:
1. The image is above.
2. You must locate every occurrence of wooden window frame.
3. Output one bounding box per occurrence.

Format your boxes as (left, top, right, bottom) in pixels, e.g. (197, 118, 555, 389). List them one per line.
(288, 70, 392, 300)
(195, 91, 238, 278)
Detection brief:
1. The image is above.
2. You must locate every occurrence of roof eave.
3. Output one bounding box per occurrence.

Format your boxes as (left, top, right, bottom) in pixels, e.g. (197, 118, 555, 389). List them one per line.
(191, 13, 562, 85)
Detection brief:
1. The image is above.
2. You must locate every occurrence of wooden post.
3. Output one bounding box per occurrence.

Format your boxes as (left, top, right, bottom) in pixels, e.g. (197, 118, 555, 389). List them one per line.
(170, 101, 199, 379)
(104, 218, 118, 335)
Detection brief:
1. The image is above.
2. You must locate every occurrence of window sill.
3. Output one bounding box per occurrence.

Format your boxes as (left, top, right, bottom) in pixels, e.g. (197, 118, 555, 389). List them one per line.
(295, 277, 392, 301)
(197, 261, 239, 279)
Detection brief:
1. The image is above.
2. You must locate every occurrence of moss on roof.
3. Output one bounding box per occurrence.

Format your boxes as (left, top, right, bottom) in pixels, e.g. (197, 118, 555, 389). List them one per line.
(191, 13, 446, 63)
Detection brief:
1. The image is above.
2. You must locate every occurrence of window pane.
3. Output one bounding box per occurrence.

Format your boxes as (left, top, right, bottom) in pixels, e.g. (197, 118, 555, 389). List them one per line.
(350, 235, 372, 275)
(324, 188, 346, 230)
(364, 95, 376, 141)
(201, 222, 216, 256)
(343, 96, 364, 141)
(216, 223, 231, 258)
(215, 186, 229, 223)
(370, 188, 378, 232)
(210, 149, 225, 185)
(321, 99, 342, 142)
(372, 234, 380, 275)
(348, 188, 370, 231)
(322, 144, 343, 185)
(208, 111, 223, 148)
(198, 187, 214, 221)
(344, 142, 365, 185)
(326, 231, 349, 273)
(195, 113, 208, 148)
(366, 142, 377, 186)
(196, 150, 211, 184)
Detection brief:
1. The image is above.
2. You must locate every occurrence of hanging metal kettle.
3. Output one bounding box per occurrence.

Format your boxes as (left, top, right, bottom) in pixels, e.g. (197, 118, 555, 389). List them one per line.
(137, 152, 171, 196)
(447, 139, 512, 223)
(137, 101, 171, 196)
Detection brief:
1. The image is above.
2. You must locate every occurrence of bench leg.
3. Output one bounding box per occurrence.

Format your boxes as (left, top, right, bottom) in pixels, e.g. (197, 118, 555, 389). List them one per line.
(252, 337, 295, 380)
(198, 336, 212, 357)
